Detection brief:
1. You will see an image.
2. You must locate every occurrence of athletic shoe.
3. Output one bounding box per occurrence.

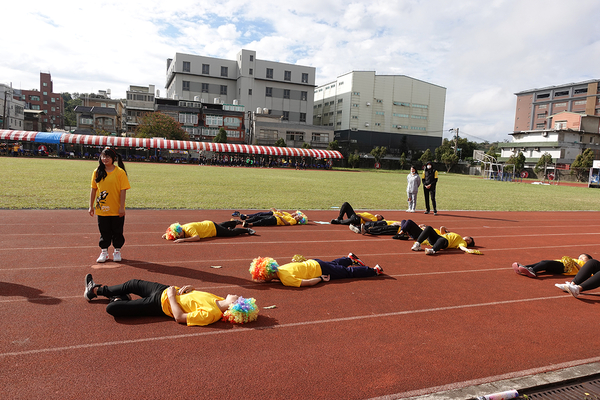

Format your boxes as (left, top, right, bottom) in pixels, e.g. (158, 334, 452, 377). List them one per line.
(518, 265, 536, 278)
(511, 262, 523, 275)
(424, 211, 430, 214)
(566, 283, 581, 298)
(248, 228, 256, 235)
(374, 264, 384, 275)
(555, 283, 570, 292)
(113, 250, 122, 262)
(425, 248, 436, 255)
(84, 274, 100, 301)
(96, 250, 109, 263)
(348, 253, 366, 266)
(409, 210, 415, 213)
(330, 219, 341, 224)
(349, 224, 360, 234)
(411, 242, 422, 251)
(406, 209, 411, 212)
(433, 211, 438, 216)
(392, 233, 409, 240)
(231, 211, 240, 217)
(360, 224, 367, 235)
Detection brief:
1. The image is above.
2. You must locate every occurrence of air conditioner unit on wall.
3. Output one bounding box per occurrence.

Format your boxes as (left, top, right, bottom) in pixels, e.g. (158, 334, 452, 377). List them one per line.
(542, 131, 548, 137)
(365, 122, 370, 127)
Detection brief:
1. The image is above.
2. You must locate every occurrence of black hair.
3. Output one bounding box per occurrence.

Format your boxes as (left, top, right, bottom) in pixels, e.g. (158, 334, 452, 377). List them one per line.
(467, 237, 475, 247)
(581, 253, 593, 260)
(95, 147, 127, 183)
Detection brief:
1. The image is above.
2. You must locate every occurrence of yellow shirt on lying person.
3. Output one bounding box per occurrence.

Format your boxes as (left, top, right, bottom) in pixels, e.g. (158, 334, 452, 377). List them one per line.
(181, 221, 217, 239)
(276, 259, 322, 287)
(276, 214, 298, 225)
(357, 212, 378, 223)
(161, 289, 224, 326)
(560, 256, 586, 275)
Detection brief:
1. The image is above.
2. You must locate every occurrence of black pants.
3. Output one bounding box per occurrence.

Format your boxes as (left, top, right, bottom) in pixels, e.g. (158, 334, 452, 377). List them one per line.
(97, 215, 125, 249)
(423, 187, 437, 212)
(365, 221, 398, 235)
(214, 220, 252, 236)
(524, 260, 565, 274)
(334, 202, 362, 225)
(98, 279, 169, 317)
(573, 259, 600, 292)
(245, 214, 277, 226)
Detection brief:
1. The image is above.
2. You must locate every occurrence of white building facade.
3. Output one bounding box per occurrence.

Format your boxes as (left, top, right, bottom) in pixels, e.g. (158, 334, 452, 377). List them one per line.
(165, 50, 315, 126)
(313, 71, 446, 154)
(1, 84, 25, 130)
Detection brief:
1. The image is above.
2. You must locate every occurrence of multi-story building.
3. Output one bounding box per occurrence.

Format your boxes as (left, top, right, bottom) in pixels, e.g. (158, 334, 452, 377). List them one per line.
(313, 71, 446, 155)
(1, 84, 25, 130)
(500, 80, 600, 166)
(20, 72, 64, 130)
(165, 50, 315, 127)
(155, 98, 246, 143)
(74, 90, 125, 135)
(252, 111, 334, 148)
(125, 85, 156, 134)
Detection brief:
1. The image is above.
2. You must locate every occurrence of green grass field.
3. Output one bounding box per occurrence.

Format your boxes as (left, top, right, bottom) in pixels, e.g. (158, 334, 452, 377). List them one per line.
(1, 157, 598, 211)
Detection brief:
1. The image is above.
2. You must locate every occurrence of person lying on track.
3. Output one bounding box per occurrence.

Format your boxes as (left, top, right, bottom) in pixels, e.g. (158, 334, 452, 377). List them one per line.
(84, 274, 258, 325)
(554, 258, 600, 298)
(512, 253, 592, 278)
(330, 202, 384, 227)
(249, 253, 383, 287)
(231, 209, 308, 227)
(162, 220, 255, 243)
(401, 219, 478, 255)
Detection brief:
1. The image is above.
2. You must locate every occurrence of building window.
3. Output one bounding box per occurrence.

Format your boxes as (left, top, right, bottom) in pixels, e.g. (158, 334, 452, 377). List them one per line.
(376, 111, 384, 115)
(201, 83, 209, 93)
(284, 89, 290, 99)
(183, 61, 191, 72)
(220, 85, 227, 95)
(249, 55, 254, 62)
(202, 64, 210, 74)
(301, 91, 307, 101)
(536, 123, 546, 129)
(286, 131, 303, 141)
(266, 68, 273, 79)
(183, 81, 190, 91)
(249, 68, 253, 75)
(574, 88, 588, 95)
(282, 111, 289, 121)
(537, 113, 546, 119)
(43, 91, 48, 96)
(248, 89, 252, 95)
(221, 66, 228, 77)
(302, 73, 308, 83)
(538, 104, 547, 109)
(554, 90, 569, 97)
(266, 87, 272, 97)
(284, 71, 291, 81)
(51, 98, 56, 103)
(300, 113, 306, 122)
(536, 93, 550, 99)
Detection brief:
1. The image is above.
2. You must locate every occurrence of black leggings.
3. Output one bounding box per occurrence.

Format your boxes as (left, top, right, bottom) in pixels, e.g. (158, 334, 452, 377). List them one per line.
(214, 220, 252, 236)
(524, 260, 565, 274)
(417, 226, 448, 252)
(98, 279, 169, 318)
(245, 215, 277, 226)
(335, 202, 362, 225)
(573, 259, 600, 292)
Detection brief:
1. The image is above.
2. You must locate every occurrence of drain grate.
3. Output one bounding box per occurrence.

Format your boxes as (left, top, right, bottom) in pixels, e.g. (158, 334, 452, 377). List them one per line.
(521, 376, 600, 399)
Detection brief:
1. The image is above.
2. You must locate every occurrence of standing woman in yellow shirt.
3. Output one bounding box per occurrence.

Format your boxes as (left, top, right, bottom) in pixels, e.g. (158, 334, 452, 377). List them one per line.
(88, 147, 131, 263)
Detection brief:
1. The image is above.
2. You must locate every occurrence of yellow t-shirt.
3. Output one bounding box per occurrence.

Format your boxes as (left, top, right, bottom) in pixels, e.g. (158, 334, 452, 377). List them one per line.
(161, 289, 224, 326)
(276, 214, 297, 225)
(276, 259, 322, 287)
(444, 232, 467, 249)
(91, 166, 131, 216)
(357, 212, 378, 223)
(560, 256, 586, 275)
(181, 221, 217, 239)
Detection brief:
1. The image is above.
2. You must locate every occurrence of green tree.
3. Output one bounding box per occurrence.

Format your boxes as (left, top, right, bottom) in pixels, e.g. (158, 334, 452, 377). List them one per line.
(399, 152, 407, 170)
(302, 142, 312, 149)
(370, 146, 387, 167)
(61, 92, 82, 128)
(441, 150, 459, 172)
(534, 153, 553, 178)
(486, 144, 500, 160)
(274, 138, 286, 147)
(327, 140, 339, 151)
(419, 148, 433, 164)
(213, 127, 228, 143)
(505, 152, 526, 173)
(348, 150, 360, 168)
(135, 112, 189, 140)
(571, 148, 595, 182)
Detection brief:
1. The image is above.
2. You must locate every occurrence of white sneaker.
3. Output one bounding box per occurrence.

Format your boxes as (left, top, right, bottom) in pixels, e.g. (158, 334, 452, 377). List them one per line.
(411, 242, 422, 251)
(555, 283, 570, 292)
(425, 248, 436, 255)
(349, 225, 360, 234)
(566, 282, 581, 298)
(113, 250, 122, 262)
(96, 250, 109, 263)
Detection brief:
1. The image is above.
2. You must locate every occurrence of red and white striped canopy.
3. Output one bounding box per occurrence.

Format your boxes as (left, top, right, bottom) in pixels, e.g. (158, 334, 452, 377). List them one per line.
(0, 130, 343, 159)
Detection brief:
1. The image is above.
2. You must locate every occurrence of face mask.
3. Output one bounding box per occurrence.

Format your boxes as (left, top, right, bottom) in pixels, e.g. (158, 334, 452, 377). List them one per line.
(427, 165, 432, 169)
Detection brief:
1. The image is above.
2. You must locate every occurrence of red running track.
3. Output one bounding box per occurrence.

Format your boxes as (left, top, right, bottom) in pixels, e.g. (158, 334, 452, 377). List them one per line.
(1, 209, 600, 399)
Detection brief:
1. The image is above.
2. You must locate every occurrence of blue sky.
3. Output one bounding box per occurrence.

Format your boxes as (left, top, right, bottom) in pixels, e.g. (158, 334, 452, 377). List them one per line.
(2, 0, 600, 143)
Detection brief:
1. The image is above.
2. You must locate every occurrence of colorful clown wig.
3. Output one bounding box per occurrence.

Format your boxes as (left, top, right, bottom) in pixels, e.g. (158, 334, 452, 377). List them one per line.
(222, 296, 259, 324)
(164, 223, 184, 240)
(249, 257, 279, 281)
(295, 211, 308, 225)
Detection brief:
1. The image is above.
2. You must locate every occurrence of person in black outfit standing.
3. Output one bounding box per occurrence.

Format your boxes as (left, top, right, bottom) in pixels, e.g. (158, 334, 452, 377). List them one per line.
(422, 161, 438, 215)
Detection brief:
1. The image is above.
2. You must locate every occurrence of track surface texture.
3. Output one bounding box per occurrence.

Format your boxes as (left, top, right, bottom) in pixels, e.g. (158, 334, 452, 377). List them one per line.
(2, 209, 599, 400)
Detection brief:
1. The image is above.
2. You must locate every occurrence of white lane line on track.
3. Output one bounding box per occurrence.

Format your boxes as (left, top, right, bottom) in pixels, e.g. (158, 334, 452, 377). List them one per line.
(0, 293, 583, 357)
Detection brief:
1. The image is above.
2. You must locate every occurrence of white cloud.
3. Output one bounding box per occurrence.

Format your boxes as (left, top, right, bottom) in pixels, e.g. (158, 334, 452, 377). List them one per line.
(2, 0, 599, 142)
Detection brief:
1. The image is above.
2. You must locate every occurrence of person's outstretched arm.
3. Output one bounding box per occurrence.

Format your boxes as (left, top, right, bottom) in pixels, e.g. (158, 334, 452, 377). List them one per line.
(300, 275, 330, 286)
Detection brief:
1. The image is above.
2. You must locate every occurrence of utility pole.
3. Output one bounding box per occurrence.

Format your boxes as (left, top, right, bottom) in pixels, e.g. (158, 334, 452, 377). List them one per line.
(454, 127, 459, 154)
